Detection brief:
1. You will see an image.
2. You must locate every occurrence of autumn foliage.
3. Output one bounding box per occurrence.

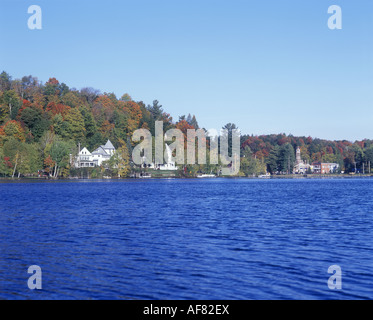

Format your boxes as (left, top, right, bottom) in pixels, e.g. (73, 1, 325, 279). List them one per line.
(1, 70, 373, 178)
(46, 102, 71, 118)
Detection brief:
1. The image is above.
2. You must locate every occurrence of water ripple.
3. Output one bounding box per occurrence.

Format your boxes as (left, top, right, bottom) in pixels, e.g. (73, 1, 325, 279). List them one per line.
(0, 179, 372, 299)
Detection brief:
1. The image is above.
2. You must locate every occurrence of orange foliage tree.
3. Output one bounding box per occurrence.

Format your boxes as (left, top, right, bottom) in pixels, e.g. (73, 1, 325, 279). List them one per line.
(46, 102, 71, 119)
(123, 101, 142, 136)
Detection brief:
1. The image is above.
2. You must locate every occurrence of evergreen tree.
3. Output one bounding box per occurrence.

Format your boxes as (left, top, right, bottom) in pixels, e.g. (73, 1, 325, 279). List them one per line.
(186, 113, 192, 125)
(190, 115, 199, 129)
(267, 145, 279, 174)
(80, 106, 97, 140)
(148, 100, 163, 120)
(278, 143, 295, 173)
(0, 71, 11, 91)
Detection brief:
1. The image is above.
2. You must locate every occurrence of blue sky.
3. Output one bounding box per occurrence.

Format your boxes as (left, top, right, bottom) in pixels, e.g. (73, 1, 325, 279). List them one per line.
(1, 0, 372, 141)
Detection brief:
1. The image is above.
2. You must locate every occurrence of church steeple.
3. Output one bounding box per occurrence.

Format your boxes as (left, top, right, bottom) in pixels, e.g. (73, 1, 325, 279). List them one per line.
(296, 147, 302, 164)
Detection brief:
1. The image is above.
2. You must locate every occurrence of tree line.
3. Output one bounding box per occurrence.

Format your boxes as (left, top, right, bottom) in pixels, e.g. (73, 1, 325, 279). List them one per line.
(0, 71, 372, 178)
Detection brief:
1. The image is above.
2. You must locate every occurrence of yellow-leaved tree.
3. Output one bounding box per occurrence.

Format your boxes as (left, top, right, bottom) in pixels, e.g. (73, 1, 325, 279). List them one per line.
(109, 138, 130, 178)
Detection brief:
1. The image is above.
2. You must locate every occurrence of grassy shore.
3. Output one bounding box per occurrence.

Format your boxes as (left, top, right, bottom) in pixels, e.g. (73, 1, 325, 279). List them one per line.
(1, 173, 372, 181)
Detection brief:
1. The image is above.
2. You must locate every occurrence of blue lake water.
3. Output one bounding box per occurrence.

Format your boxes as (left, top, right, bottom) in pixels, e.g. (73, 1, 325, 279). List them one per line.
(0, 178, 372, 300)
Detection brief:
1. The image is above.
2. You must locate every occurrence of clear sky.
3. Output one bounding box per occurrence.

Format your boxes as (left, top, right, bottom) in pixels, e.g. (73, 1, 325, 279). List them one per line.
(0, 0, 372, 141)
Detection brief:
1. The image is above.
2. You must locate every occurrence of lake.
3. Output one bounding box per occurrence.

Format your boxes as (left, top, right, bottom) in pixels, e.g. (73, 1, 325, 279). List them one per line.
(0, 178, 372, 300)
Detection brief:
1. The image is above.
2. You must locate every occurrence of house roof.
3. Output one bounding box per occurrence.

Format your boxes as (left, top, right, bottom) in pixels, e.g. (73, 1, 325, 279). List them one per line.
(79, 147, 92, 155)
(81, 140, 115, 157)
(104, 140, 115, 149)
(92, 146, 109, 156)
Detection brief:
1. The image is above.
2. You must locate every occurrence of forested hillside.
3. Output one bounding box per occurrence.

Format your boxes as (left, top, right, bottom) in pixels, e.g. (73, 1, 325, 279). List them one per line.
(0, 71, 372, 178)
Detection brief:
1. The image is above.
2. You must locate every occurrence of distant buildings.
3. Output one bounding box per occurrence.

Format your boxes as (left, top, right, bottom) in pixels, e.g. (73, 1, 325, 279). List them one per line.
(293, 147, 311, 174)
(293, 147, 339, 174)
(140, 144, 178, 171)
(71, 140, 116, 168)
(311, 162, 339, 174)
(71, 139, 179, 171)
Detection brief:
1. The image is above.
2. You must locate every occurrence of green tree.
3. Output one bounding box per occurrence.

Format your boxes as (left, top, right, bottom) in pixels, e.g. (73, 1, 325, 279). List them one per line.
(222, 123, 239, 157)
(0, 71, 12, 91)
(3, 138, 36, 178)
(49, 139, 73, 177)
(80, 106, 97, 140)
(1, 120, 25, 143)
(108, 139, 130, 177)
(266, 145, 279, 174)
(112, 109, 128, 143)
(147, 100, 164, 121)
(44, 77, 60, 96)
(190, 115, 199, 129)
(1, 90, 21, 120)
(60, 108, 86, 142)
(26, 143, 42, 174)
(52, 114, 68, 137)
(365, 146, 373, 171)
(0, 146, 6, 176)
(20, 107, 41, 129)
(278, 143, 295, 174)
(240, 154, 266, 176)
(62, 91, 83, 108)
(120, 93, 132, 102)
(20, 107, 50, 140)
(88, 131, 104, 151)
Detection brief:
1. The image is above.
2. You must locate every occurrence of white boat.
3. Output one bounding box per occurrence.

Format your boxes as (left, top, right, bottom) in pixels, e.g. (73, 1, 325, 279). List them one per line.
(197, 174, 216, 178)
(139, 173, 152, 178)
(258, 173, 271, 178)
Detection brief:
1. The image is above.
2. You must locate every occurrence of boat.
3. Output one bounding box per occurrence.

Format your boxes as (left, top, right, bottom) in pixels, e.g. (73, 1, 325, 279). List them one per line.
(197, 174, 216, 178)
(139, 173, 152, 179)
(258, 173, 271, 178)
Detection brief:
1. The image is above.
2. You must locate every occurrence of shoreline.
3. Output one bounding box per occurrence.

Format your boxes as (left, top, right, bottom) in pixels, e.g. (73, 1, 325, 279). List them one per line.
(0, 174, 372, 182)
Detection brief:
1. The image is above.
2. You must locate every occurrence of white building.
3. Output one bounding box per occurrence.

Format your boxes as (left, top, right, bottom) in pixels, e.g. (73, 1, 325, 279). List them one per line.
(72, 140, 116, 168)
(293, 147, 311, 174)
(139, 144, 178, 171)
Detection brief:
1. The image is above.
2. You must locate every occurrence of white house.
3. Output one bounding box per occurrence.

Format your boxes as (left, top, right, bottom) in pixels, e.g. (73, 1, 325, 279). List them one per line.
(139, 143, 178, 171)
(72, 140, 116, 168)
